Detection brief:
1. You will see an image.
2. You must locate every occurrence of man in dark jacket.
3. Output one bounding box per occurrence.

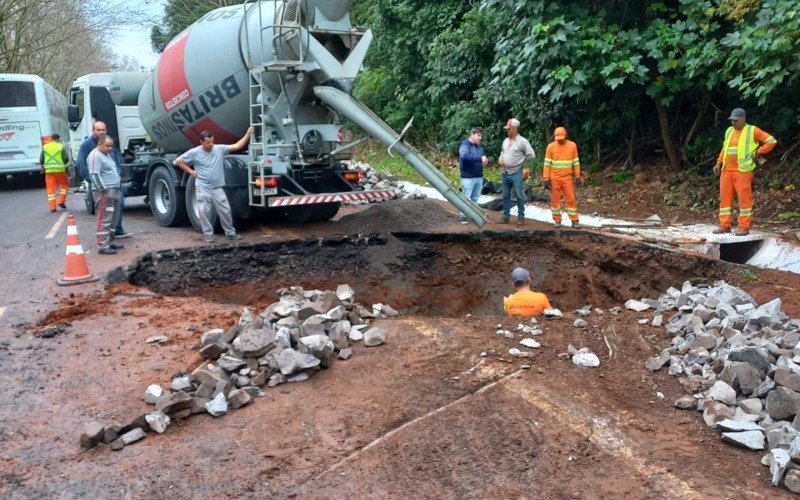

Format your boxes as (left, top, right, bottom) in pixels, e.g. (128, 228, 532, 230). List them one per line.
(458, 127, 488, 224)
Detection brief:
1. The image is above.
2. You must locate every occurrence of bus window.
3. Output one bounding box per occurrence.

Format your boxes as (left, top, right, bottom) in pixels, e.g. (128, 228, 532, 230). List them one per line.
(0, 81, 36, 107)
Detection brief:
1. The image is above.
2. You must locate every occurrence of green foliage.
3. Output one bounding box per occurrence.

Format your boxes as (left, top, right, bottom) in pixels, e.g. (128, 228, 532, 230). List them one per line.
(151, 0, 245, 53)
(612, 172, 632, 183)
(778, 211, 800, 220)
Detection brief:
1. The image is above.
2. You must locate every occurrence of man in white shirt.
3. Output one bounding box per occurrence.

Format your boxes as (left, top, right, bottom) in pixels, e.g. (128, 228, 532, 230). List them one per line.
(498, 118, 536, 225)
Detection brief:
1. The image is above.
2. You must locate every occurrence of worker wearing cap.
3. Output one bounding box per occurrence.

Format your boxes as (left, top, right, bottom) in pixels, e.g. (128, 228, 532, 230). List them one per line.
(39, 134, 69, 212)
(713, 108, 776, 236)
(498, 118, 536, 225)
(543, 127, 581, 228)
(503, 267, 552, 316)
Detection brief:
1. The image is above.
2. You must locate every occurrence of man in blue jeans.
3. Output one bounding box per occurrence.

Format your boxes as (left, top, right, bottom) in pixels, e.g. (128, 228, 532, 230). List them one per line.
(498, 118, 536, 225)
(458, 127, 488, 224)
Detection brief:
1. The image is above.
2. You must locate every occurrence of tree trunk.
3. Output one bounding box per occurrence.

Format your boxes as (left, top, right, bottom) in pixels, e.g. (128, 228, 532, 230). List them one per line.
(654, 100, 682, 171)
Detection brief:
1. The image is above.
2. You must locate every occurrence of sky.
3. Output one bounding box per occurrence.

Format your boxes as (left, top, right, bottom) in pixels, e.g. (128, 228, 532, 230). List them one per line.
(112, 0, 166, 71)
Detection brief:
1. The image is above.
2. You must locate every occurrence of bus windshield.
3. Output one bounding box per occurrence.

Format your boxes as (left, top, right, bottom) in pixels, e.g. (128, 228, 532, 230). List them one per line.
(0, 81, 36, 108)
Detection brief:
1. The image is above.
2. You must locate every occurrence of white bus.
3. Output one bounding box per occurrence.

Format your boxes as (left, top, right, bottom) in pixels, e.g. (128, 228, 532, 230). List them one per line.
(0, 74, 70, 183)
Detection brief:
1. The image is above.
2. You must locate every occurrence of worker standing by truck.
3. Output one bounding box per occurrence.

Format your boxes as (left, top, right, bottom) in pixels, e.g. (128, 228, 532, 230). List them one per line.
(39, 134, 69, 212)
(77, 121, 131, 238)
(498, 118, 535, 225)
(174, 127, 254, 243)
(88, 135, 124, 255)
(543, 127, 582, 228)
(712, 108, 777, 236)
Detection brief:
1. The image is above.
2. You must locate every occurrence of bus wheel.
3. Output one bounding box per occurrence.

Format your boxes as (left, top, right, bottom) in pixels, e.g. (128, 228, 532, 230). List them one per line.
(149, 167, 187, 227)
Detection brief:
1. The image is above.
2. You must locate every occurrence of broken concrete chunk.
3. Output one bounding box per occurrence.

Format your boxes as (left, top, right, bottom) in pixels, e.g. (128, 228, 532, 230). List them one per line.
(785, 470, 800, 494)
(729, 362, 764, 396)
(747, 298, 784, 327)
(335, 284, 355, 304)
(645, 350, 671, 372)
(268, 373, 287, 387)
(171, 376, 192, 392)
(772, 448, 791, 486)
(716, 419, 764, 432)
(145, 335, 169, 345)
(707, 380, 737, 405)
(200, 328, 224, 348)
(339, 348, 353, 360)
(299, 334, 335, 359)
(721, 430, 765, 450)
(364, 327, 388, 347)
(727, 346, 771, 373)
(543, 308, 563, 318)
(227, 389, 253, 410)
(766, 387, 800, 420)
(200, 341, 228, 360)
(572, 352, 600, 367)
(218, 354, 247, 373)
(120, 428, 146, 446)
(674, 395, 696, 410)
(625, 299, 651, 312)
(145, 412, 171, 434)
(520, 338, 541, 349)
(205, 393, 228, 417)
(740, 398, 763, 415)
(776, 367, 800, 393)
(275, 348, 321, 375)
(190, 364, 224, 386)
(79, 421, 105, 449)
(144, 384, 163, 405)
(233, 327, 278, 358)
(155, 391, 193, 414)
(703, 402, 734, 429)
(573, 319, 588, 329)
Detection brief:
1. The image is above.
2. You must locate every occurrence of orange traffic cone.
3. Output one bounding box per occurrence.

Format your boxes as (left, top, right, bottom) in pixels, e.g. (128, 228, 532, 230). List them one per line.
(57, 214, 99, 286)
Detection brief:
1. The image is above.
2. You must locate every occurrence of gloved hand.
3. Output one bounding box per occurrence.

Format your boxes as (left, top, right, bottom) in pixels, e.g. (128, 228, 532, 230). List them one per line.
(544, 180, 551, 191)
(575, 177, 584, 186)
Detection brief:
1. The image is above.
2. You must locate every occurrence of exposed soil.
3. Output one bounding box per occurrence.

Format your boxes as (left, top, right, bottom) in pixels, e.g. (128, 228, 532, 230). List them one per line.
(5, 199, 800, 498)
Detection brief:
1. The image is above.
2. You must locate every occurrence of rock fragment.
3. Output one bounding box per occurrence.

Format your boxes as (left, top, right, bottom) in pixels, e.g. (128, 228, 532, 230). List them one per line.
(79, 421, 105, 449)
(144, 384, 163, 405)
(205, 393, 228, 417)
(364, 327, 388, 347)
(145, 412, 171, 434)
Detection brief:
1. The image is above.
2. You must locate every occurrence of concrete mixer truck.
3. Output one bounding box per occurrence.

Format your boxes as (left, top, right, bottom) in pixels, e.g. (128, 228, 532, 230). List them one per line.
(67, 0, 486, 228)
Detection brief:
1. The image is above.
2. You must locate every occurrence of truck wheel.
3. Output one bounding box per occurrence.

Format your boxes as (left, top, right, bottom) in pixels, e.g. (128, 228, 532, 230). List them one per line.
(184, 176, 224, 233)
(67, 165, 81, 188)
(149, 167, 187, 227)
(284, 203, 340, 223)
(84, 185, 95, 215)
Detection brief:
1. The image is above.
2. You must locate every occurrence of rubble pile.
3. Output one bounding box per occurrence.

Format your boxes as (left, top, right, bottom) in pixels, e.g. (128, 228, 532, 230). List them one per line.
(642, 280, 800, 493)
(352, 162, 427, 200)
(80, 285, 397, 452)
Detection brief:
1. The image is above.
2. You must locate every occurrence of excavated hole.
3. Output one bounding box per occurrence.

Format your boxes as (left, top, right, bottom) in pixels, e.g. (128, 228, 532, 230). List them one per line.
(126, 231, 743, 317)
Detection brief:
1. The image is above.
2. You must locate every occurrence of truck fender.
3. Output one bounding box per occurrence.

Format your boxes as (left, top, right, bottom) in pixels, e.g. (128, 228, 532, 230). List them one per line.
(144, 159, 188, 188)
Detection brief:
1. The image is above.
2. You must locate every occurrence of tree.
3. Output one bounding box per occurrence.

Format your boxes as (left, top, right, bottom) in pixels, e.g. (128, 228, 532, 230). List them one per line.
(150, 0, 244, 52)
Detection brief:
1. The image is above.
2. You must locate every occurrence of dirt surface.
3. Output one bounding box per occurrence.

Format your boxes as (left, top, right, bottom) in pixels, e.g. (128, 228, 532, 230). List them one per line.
(4, 198, 800, 498)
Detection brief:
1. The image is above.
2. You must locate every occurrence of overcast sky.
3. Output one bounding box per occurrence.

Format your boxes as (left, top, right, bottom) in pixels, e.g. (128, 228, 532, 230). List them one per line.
(112, 0, 166, 70)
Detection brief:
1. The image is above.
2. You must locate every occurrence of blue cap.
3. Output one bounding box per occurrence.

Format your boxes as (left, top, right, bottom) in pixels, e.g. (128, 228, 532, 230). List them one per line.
(511, 267, 530, 284)
(728, 108, 746, 120)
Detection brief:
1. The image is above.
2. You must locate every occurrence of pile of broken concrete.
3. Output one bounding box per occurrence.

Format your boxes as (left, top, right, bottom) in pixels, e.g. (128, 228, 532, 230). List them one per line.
(352, 161, 427, 201)
(641, 280, 800, 493)
(80, 285, 396, 452)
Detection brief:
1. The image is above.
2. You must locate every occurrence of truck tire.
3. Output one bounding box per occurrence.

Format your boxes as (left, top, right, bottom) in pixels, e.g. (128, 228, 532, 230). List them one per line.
(284, 203, 340, 223)
(184, 176, 222, 233)
(149, 167, 187, 227)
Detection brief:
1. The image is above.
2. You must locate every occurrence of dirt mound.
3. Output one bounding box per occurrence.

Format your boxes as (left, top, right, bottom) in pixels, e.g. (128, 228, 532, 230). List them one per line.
(335, 199, 455, 234)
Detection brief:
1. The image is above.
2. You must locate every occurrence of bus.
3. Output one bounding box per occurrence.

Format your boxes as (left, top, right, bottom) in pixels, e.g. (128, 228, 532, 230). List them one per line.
(0, 74, 70, 184)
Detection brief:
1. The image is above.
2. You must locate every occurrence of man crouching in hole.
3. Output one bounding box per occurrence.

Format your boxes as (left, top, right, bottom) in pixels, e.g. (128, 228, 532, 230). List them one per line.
(174, 127, 253, 243)
(504, 267, 552, 316)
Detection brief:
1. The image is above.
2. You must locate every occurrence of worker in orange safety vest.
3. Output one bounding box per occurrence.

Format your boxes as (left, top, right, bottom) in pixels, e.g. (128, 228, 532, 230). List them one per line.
(543, 127, 581, 228)
(713, 108, 776, 236)
(39, 134, 70, 212)
(503, 267, 552, 316)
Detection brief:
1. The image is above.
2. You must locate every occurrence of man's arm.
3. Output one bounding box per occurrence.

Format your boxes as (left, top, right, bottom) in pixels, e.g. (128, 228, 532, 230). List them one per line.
(227, 126, 255, 154)
(458, 142, 482, 163)
(77, 141, 91, 177)
(755, 127, 777, 158)
(174, 153, 197, 178)
(88, 152, 107, 191)
(572, 143, 581, 179)
(61, 146, 69, 164)
(524, 139, 536, 162)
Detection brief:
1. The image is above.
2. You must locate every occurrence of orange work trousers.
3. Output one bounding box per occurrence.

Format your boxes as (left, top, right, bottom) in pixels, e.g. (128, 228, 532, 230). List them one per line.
(45, 171, 68, 210)
(550, 176, 579, 223)
(719, 170, 753, 230)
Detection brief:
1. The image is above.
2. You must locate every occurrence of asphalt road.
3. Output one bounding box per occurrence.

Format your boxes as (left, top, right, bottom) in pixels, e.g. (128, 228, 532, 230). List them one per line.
(0, 174, 202, 327)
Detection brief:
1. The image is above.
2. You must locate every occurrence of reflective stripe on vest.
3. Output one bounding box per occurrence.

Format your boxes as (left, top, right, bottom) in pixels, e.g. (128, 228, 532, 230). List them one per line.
(42, 142, 66, 173)
(721, 125, 758, 173)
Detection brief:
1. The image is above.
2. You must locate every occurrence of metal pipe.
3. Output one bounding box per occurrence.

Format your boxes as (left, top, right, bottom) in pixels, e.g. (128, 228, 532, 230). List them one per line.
(314, 85, 487, 227)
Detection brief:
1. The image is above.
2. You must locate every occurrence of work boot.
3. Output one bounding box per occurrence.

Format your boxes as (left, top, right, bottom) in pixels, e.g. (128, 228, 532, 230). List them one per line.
(58, 202, 67, 210)
(226, 233, 242, 241)
(49, 208, 56, 213)
(501, 217, 510, 224)
(572, 221, 580, 229)
(115, 230, 133, 239)
(734, 228, 750, 236)
(204, 235, 215, 243)
(553, 222, 561, 228)
(98, 247, 117, 255)
(712, 226, 730, 234)
(110, 243, 124, 250)
(517, 218, 524, 226)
